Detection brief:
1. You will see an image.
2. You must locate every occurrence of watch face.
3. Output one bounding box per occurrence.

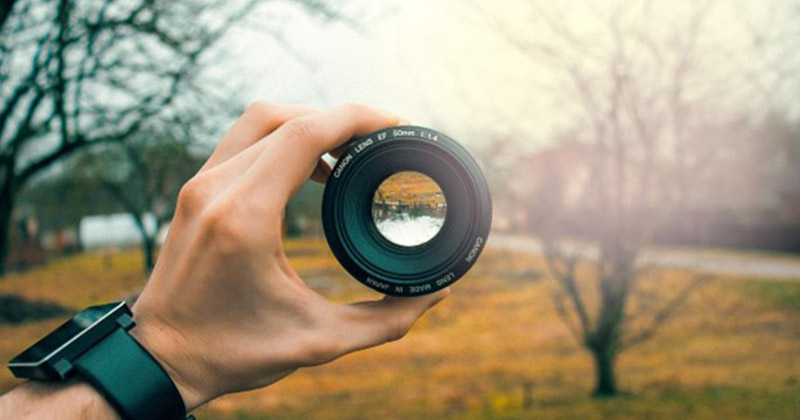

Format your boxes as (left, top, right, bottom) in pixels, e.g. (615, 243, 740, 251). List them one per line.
(8, 301, 131, 380)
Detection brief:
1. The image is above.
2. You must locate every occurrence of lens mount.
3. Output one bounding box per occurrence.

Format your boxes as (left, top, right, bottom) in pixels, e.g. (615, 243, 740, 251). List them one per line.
(322, 126, 492, 296)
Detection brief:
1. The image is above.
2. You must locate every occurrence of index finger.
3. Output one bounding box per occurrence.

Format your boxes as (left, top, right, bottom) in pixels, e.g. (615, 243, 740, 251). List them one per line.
(199, 102, 315, 172)
(240, 103, 399, 201)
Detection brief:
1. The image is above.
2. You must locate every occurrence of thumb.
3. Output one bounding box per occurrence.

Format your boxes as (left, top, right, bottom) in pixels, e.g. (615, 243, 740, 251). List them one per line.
(332, 288, 450, 355)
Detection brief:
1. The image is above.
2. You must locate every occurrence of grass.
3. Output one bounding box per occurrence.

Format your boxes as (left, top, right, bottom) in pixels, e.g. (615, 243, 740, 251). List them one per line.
(736, 281, 800, 311)
(373, 171, 446, 205)
(1, 239, 799, 420)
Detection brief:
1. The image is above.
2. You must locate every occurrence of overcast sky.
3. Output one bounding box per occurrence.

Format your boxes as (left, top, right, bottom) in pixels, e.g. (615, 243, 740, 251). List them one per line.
(212, 0, 797, 149)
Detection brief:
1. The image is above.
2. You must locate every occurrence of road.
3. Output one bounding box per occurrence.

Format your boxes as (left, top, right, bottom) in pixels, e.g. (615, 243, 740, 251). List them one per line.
(489, 234, 800, 280)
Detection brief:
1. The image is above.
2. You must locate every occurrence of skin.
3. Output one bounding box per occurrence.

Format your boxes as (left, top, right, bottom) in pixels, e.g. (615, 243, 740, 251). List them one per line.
(0, 103, 449, 419)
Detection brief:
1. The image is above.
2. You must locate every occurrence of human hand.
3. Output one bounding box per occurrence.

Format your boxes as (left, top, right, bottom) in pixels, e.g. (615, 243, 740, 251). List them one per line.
(129, 103, 449, 411)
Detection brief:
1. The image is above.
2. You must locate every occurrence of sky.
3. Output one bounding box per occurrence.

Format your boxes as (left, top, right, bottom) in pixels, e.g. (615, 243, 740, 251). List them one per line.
(211, 0, 796, 150)
(213, 0, 574, 148)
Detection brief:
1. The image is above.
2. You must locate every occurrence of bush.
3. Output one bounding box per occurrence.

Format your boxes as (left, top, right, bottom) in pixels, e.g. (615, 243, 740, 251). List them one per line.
(0, 294, 71, 325)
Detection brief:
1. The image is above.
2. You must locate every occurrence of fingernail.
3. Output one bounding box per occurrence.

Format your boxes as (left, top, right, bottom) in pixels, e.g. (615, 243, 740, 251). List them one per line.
(397, 118, 410, 126)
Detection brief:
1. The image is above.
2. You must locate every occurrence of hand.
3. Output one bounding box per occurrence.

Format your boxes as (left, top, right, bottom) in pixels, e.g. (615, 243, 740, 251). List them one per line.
(130, 102, 449, 411)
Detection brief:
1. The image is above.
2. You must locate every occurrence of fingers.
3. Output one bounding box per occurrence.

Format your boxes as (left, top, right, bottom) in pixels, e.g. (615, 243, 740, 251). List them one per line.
(200, 101, 315, 172)
(240, 103, 399, 200)
(330, 288, 450, 356)
(328, 117, 410, 160)
(309, 117, 411, 185)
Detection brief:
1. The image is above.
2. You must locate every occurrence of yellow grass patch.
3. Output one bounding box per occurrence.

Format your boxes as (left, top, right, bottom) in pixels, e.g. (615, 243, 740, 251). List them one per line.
(1, 239, 798, 420)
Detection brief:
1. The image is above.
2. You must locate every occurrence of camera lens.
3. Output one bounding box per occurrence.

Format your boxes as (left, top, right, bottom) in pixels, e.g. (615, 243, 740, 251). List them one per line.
(322, 126, 491, 296)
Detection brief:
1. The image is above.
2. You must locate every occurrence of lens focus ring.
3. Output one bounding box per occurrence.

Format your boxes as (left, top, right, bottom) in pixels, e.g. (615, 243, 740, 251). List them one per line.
(322, 126, 492, 296)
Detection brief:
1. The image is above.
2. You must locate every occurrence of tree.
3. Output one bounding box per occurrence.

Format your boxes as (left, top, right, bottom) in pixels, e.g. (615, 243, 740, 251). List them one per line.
(71, 131, 206, 272)
(0, 0, 271, 274)
(17, 163, 121, 247)
(476, 0, 745, 396)
(16, 124, 205, 272)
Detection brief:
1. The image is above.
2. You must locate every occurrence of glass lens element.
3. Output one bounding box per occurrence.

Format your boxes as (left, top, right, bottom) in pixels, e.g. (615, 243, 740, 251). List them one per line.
(371, 171, 447, 247)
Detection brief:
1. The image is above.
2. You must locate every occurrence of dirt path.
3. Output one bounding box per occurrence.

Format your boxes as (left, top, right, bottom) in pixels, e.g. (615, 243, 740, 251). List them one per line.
(489, 233, 800, 280)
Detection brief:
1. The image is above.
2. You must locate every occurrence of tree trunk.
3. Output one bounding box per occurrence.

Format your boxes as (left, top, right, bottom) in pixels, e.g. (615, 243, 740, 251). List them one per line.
(142, 235, 155, 273)
(591, 347, 618, 397)
(0, 167, 16, 276)
(129, 213, 155, 273)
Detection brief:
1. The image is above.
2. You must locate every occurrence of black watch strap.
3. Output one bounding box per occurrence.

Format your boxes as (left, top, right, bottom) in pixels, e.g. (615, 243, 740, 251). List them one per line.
(74, 328, 186, 420)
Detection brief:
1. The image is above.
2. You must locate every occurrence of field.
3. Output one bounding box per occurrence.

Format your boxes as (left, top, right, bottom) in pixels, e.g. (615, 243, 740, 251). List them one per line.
(1, 239, 799, 420)
(373, 171, 447, 206)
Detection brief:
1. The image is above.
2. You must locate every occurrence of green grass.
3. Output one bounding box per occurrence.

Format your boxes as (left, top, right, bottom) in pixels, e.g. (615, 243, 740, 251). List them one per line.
(737, 280, 800, 311)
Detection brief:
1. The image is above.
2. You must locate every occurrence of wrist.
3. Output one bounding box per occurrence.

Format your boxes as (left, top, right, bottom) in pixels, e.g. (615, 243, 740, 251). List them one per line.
(128, 310, 209, 411)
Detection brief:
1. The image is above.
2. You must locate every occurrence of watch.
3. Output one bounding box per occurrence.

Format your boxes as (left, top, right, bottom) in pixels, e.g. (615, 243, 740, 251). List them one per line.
(7, 301, 188, 420)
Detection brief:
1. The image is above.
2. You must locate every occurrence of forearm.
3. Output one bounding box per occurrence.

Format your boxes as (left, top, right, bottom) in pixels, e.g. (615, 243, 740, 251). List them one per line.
(0, 380, 119, 420)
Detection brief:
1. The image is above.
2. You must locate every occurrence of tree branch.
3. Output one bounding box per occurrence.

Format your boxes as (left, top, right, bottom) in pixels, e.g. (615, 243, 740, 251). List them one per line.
(551, 290, 586, 344)
(543, 240, 592, 336)
(0, 16, 56, 145)
(621, 273, 709, 350)
(0, 0, 20, 32)
(54, 0, 71, 146)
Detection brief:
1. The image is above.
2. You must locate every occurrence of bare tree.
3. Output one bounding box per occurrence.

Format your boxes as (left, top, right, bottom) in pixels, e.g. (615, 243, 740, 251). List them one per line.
(72, 131, 206, 272)
(16, 121, 205, 272)
(475, 0, 745, 395)
(0, 0, 344, 275)
(0, 0, 249, 274)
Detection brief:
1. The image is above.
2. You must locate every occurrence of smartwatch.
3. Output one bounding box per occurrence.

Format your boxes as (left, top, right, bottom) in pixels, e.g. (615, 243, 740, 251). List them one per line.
(7, 301, 188, 420)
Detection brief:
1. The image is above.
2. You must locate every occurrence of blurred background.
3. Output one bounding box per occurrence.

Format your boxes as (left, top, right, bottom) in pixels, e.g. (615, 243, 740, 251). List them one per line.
(1, 0, 799, 419)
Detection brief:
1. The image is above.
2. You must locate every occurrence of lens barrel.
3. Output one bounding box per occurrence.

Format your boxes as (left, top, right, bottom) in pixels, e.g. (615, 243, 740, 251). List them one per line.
(322, 126, 492, 296)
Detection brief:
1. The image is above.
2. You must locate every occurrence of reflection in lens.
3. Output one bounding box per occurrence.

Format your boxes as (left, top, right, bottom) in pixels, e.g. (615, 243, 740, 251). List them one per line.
(371, 171, 447, 247)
